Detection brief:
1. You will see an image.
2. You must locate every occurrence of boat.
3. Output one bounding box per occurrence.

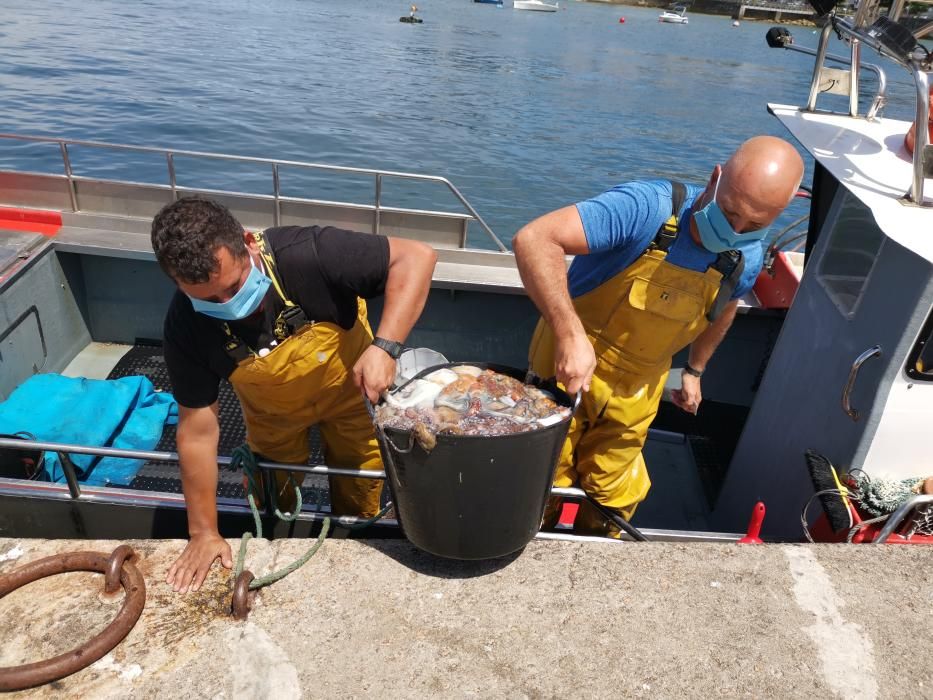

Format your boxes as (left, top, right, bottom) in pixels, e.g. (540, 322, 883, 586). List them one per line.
(399, 15, 423, 23)
(514, 0, 559, 12)
(473, 0, 504, 4)
(658, 5, 689, 23)
(1, 3, 932, 548)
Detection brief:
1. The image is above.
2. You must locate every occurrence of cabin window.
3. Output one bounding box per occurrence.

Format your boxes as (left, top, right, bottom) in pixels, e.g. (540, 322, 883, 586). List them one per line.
(817, 191, 885, 318)
(906, 305, 933, 382)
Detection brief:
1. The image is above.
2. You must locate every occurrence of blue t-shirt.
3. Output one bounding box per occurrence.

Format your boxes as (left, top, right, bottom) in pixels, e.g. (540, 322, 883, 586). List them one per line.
(568, 179, 764, 299)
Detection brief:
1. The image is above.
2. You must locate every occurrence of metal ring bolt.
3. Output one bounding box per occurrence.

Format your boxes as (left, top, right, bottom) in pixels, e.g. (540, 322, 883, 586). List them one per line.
(0, 546, 146, 692)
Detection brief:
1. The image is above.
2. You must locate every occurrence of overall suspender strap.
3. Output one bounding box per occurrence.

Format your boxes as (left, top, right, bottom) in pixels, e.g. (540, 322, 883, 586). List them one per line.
(252, 230, 294, 309)
(706, 249, 744, 322)
(221, 229, 313, 360)
(646, 181, 744, 323)
(651, 180, 687, 253)
(253, 230, 311, 339)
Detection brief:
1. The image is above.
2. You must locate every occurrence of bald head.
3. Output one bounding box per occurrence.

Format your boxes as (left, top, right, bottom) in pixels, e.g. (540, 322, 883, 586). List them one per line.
(695, 136, 805, 237)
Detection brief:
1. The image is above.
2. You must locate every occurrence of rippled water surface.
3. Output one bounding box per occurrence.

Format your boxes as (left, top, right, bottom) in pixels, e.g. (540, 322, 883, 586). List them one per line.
(0, 0, 920, 245)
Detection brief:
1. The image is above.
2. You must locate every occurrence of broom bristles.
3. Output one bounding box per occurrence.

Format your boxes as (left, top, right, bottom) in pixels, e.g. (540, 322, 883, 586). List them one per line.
(804, 449, 852, 532)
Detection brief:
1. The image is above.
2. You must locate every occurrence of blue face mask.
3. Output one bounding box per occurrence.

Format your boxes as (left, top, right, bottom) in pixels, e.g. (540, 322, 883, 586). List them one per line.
(693, 177, 769, 253)
(188, 254, 271, 321)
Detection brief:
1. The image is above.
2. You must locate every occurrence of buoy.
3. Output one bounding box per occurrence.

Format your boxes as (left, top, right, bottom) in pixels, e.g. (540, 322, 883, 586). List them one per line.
(732, 20, 740, 27)
(738, 502, 766, 544)
(619, 17, 625, 23)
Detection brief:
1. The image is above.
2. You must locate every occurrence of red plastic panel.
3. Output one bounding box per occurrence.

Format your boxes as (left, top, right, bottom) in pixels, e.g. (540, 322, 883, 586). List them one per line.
(0, 207, 62, 237)
(753, 251, 800, 309)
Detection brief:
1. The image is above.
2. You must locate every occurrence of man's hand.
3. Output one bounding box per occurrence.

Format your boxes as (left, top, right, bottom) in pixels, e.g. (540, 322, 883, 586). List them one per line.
(672, 371, 702, 415)
(353, 344, 397, 403)
(166, 532, 233, 593)
(555, 331, 596, 395)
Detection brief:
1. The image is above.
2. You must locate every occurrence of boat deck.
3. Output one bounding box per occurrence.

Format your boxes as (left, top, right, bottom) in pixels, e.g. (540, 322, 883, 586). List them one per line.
(59, 342, 717, 531)
(2, 536, 930, 697)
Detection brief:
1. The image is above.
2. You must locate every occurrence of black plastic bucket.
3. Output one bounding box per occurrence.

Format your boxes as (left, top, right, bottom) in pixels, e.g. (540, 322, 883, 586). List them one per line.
(373, 363, 576, 560)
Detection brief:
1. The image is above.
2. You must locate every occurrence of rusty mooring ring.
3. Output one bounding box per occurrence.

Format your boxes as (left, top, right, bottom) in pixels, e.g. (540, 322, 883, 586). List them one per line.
(231, 570, 255, 621)
(0, 547, 146, 692)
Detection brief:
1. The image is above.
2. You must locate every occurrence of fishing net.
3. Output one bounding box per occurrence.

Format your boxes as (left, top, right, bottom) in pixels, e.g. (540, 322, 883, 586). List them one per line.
(851, 472, 933, 537)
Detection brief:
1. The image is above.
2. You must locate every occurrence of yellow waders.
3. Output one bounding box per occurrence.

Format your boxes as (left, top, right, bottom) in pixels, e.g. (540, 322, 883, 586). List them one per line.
(529, 246, 724, 536)
(225, 233, 383, 517)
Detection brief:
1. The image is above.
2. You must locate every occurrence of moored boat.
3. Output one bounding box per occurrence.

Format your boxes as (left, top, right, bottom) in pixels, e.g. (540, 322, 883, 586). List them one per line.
(514, 0, 559, 12)
(659, 5, 689, 23)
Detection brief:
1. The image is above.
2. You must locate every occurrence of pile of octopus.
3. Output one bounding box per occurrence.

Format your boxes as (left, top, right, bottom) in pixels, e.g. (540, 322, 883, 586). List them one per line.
(149, 135, 804, 592)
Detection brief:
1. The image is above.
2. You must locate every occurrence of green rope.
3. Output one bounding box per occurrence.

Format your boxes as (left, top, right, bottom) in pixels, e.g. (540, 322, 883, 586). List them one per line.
(229, 444, 392, 591)
(333, 502, 394, 530)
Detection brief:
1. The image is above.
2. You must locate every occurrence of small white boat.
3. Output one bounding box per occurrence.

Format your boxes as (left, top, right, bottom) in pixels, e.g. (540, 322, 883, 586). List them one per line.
(514, 0, 559, 11)
(658, 5, 688, 23)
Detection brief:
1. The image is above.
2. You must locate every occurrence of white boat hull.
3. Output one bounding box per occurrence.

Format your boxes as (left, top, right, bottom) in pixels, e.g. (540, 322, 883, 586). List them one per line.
(514, 0, 559, 11)
(658, 14, 688, 23)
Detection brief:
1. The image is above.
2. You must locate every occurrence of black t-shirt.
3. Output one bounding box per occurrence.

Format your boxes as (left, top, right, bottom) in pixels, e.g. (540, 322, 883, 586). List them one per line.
(163, 225, 390, 408)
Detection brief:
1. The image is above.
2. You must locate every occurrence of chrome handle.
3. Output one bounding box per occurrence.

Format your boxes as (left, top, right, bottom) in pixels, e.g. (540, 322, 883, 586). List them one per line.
(842, 345, 882, 421)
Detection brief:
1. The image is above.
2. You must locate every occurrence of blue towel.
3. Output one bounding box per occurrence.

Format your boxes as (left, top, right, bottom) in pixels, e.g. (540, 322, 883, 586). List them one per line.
(0, 374, 178, 486)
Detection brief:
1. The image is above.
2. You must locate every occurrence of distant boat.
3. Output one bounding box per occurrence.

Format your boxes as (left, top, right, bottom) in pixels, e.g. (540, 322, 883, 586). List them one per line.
(514, 0, 559, 11)
(658, 5, 689, 23)
(473, 0, 503, 4)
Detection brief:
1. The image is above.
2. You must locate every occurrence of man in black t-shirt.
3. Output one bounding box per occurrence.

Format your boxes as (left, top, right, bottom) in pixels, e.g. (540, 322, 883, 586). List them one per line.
(151, 197, 437, 593)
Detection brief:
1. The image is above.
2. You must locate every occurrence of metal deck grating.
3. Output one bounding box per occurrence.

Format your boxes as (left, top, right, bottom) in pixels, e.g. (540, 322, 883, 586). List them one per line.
(105, 344, 330, 502)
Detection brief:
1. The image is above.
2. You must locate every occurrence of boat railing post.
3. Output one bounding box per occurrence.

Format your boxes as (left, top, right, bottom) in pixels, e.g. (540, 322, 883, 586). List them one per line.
(57, 452, 82, 499)
(849, 39, 861, 118)
(166, 152, 178, 201)
(887, 0, 907, 21)
(806, 21, 837, 112)
(59, 141, 79, 212)
(272, 163, 281, 227)
(907, 67, 931, 206)
(374, 173, 382, 236)
(440, 178, 508, 252)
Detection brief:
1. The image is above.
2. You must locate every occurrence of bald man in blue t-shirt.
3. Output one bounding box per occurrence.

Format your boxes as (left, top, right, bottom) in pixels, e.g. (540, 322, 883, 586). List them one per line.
(514, 136, 804, 536)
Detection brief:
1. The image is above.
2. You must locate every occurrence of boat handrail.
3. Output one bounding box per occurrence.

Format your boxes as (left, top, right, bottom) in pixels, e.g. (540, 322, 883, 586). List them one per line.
(0, 437, 389, 497)
(0, 132, 508, 252)
(785, 5, 933, 205)
(770, 39, 888, 120)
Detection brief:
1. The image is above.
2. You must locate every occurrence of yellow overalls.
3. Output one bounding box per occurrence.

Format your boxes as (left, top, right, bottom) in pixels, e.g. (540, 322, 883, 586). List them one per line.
(529, 211, 733, 536)
(223, 231, 383, 517)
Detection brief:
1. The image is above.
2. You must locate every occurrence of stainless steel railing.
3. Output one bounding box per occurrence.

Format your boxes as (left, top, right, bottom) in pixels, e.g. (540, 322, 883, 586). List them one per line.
(0, 132, 508, 251)
(796, 12, 933, 206)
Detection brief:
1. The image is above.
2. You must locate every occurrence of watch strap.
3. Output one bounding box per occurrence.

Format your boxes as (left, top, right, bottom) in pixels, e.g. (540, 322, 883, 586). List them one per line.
(683, 363, 704, 378)
(372, 337, 404, 359)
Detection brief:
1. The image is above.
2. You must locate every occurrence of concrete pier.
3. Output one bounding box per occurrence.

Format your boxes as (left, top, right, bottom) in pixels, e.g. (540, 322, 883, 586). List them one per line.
(1, 537, 931, 698)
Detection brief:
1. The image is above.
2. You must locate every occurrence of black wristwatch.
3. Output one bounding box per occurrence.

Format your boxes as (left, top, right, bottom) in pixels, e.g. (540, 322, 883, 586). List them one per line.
(372, 337, 404, 359)
(683, 363, 704, 378)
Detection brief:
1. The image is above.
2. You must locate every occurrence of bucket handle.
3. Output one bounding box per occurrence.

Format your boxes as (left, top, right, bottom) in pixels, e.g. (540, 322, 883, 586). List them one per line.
(524, 371, 582, 417)
(381, 429, 415, 455)
(365, 396, 416, 455)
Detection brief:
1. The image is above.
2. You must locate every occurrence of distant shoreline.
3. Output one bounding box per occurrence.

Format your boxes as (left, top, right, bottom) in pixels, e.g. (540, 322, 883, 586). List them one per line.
(578, 0, 819, 25)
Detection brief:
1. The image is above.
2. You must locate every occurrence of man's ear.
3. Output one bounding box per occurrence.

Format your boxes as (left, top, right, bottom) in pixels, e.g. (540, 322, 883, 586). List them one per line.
(697, 164, 722, 208)
(243, 230, 259, 254)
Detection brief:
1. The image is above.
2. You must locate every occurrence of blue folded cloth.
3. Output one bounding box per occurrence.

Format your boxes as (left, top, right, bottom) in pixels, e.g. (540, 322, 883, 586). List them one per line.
(0, 374, 178, 486)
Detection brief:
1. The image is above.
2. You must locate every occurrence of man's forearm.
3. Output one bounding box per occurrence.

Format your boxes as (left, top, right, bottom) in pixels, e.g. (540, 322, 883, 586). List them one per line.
(687, 301, 739, 371)
(179, 451, 219, 535)
(376, 240, 436, 342)
(177, 409, 221, 536)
